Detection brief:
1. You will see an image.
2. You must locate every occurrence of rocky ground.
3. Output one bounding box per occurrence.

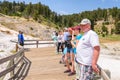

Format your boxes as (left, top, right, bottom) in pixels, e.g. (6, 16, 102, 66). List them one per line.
(0, 14, 55, 40)
(100, 42, 120, 58)
(98, 54, 120, 80)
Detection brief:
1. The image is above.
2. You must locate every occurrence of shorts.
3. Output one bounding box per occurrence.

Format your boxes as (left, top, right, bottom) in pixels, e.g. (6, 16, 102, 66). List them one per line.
(67, 48, 73, 53)
(20, 43, 24, 46)
(63, 47, 67, 54)
(79, 64, 93, 80)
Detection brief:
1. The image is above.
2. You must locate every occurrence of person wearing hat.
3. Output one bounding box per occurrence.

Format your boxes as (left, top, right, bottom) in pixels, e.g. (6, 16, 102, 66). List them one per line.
(76, 18, 100, 80)
(70, 26, 82, 79)
(71, 26, 82, 80)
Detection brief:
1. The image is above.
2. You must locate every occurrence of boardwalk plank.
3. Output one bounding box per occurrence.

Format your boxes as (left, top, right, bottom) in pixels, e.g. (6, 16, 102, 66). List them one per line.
(25, 47, 75, 80)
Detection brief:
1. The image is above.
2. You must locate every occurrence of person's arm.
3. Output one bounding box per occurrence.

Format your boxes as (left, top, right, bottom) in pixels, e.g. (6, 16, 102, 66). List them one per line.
(71, 32, 76, 47)
(71, 40, 76, 48)
(18, 34, 20, 44)
(76, 40, 79, 47)
(92, 46, 100, 73)
(90, 32, 100, 73)
(21, 34, 24, 43)
(76, 34, 82, 47)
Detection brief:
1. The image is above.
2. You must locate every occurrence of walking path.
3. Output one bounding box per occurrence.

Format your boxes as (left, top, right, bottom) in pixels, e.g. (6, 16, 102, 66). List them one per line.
(25, 47, 120, 80)
(25, 47, 75, 80)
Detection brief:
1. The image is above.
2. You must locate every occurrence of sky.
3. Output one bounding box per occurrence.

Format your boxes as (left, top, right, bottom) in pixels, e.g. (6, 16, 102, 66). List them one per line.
(2, 0, 120, 15)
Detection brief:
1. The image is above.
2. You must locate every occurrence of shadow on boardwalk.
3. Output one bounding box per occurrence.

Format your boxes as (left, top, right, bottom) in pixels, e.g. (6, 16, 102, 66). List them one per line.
(11, 56, 31, 80)
(25, 47, 75, 80)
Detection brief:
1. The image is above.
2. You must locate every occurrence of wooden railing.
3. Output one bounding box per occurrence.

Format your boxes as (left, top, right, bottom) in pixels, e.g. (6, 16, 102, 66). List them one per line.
(0, 45, 31, 80)
(10, 40, 54, 48)
(24, 40, 54, 48)
(94, 65, 111, 80)
(0, 40, 54, 80)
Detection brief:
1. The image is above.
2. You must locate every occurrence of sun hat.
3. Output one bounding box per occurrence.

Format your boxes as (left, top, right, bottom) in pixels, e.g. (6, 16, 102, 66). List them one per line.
(68, 28, 73, 31)
(71, 26, 81, 30)
(74, 26, 81, 30)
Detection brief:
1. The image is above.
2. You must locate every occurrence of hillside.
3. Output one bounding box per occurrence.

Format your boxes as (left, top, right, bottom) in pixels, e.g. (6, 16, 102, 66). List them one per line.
(0, 13, 55, 40)
(0, 13, 56, 57)
(0, 1, 120, 34)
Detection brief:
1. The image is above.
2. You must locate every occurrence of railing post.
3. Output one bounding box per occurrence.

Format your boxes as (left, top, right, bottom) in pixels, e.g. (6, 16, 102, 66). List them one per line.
(36, 41, 38, 48)
(16, 43, 18, 52)
(10, 59, 15, 78)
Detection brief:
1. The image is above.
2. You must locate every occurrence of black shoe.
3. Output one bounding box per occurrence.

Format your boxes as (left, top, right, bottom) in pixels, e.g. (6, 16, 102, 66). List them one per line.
(64, 69, 71, 73)
(69, 62, 72, 65)
(59, 60, 62, 64)
(64, 64, 67, 67)
(68, 72, 76, 76)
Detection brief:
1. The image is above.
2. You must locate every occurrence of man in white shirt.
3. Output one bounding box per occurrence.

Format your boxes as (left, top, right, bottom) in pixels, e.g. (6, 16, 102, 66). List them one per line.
(76, 18, 100, 80)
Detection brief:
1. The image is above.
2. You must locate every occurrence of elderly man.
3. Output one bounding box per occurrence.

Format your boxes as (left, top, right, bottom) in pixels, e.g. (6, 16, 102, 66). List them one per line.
(76, 18, 100, 80)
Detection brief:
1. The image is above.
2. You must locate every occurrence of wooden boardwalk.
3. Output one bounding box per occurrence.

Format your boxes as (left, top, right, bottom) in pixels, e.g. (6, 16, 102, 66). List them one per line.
(25, 47, 75, 80)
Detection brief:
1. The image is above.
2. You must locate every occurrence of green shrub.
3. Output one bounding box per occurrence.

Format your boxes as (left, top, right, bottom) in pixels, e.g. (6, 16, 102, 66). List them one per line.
(115, 21, 120, 34)
(103, 21, 110, 25)
(101, 25, 108, 36)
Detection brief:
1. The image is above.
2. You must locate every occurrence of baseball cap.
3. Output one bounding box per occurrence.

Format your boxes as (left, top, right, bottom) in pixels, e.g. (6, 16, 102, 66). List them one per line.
(79, 18, 91, 25)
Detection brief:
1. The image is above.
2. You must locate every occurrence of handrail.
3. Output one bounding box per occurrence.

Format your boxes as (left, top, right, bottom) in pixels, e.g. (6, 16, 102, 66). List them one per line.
(24, 40, 54, 48)
(0, 39, 54, 79)
(98, 65, 111, 80)
(24, 40, 52, 41)
(11, 39, 54, 48)
(0, 48, 24, 64)
(0, 44, 31, 80)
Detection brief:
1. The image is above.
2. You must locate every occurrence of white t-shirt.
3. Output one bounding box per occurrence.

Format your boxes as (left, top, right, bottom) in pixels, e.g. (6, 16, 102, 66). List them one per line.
(63, 32, 70, 41)
(76, 30, 100, 65)
(57, 35, 63, 42)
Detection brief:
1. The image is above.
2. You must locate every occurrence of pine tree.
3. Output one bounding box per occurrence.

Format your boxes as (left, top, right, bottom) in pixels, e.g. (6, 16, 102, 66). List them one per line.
(115, 22, 120, 34)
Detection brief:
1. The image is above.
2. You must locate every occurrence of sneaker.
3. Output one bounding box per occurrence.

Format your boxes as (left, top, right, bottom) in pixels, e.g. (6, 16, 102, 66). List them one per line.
(60, 52, 63, 54)
(64, 69, 71, 73)
(68, 72, 76, 76)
